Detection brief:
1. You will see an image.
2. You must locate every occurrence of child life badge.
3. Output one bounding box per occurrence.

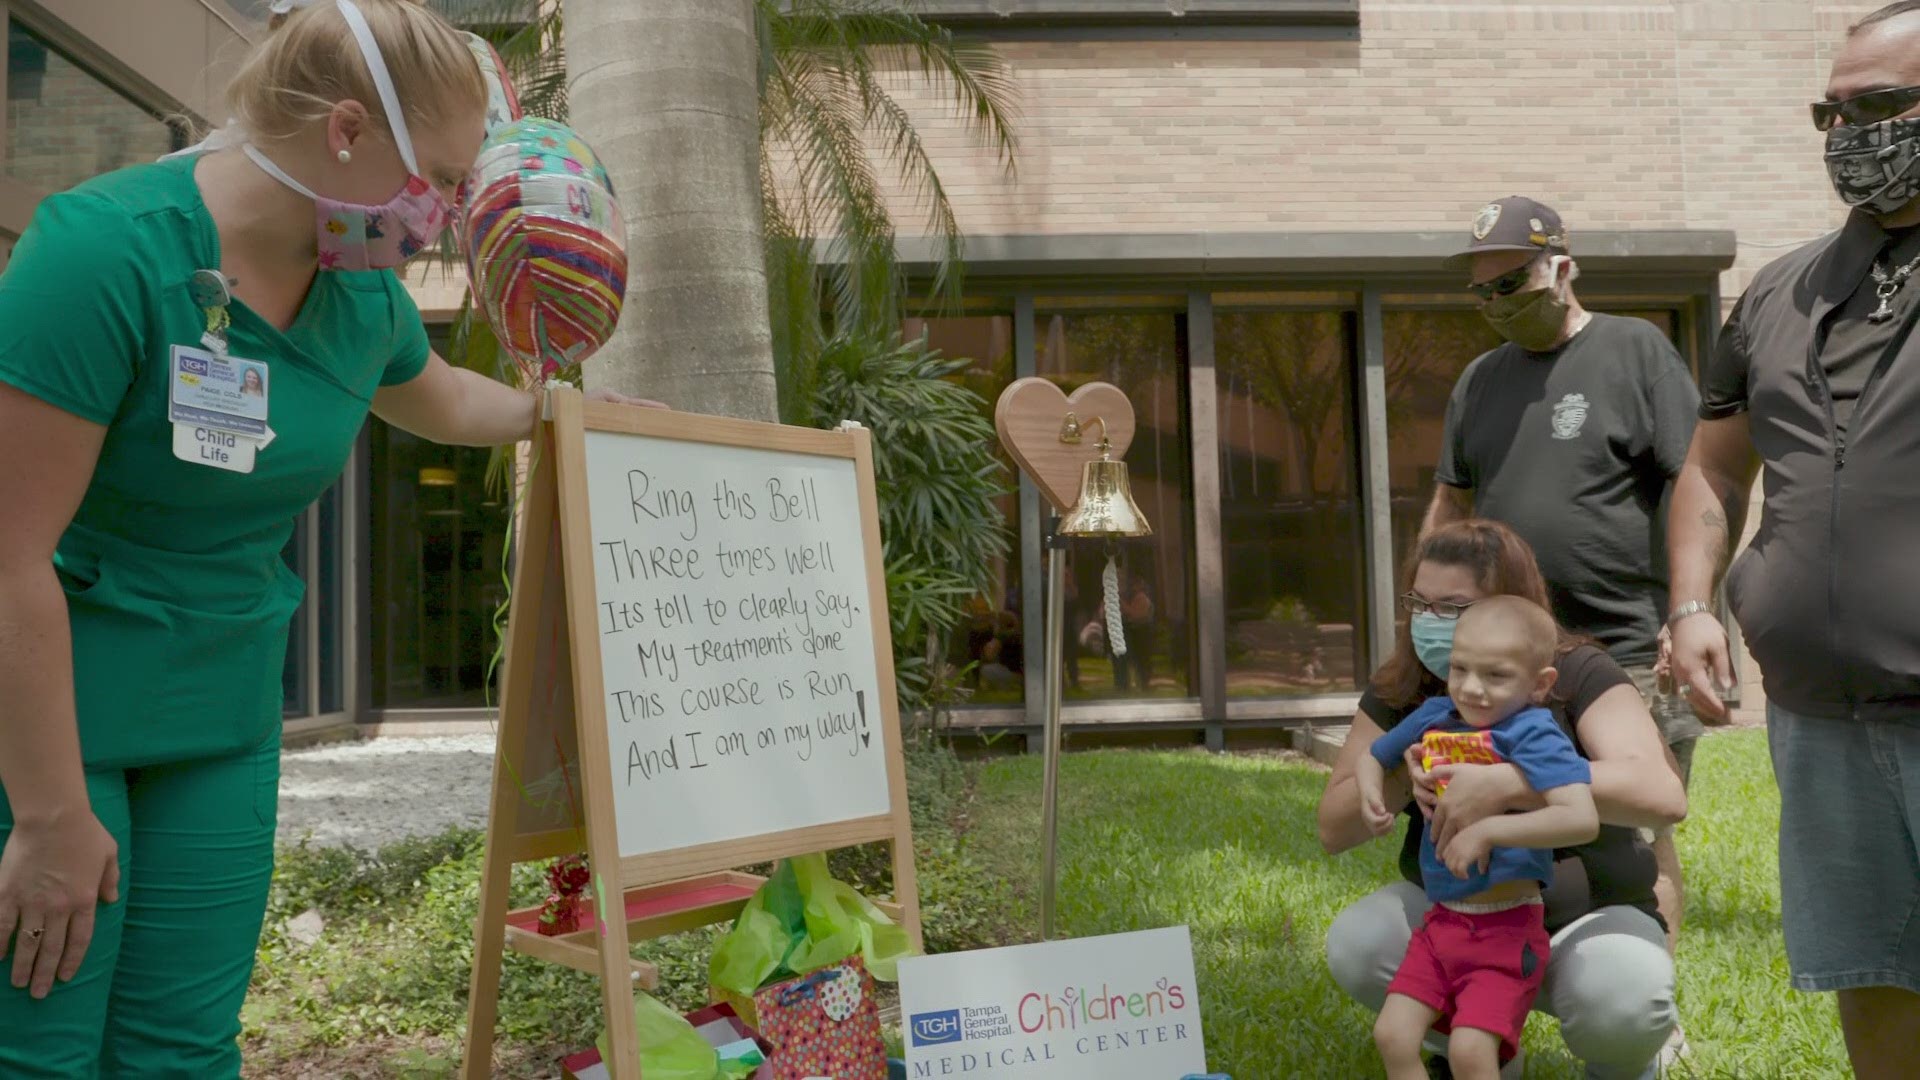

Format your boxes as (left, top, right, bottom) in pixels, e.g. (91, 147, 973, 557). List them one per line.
(169, 345, 268, 436)
(169, 344, 270, 474)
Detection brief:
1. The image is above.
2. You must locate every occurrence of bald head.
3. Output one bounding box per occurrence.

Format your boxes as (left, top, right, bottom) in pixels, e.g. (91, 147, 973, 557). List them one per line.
(1834, 4, 1920, 103)
(1853, 1, 1920, 36)
(1456, 595, 1558, 673)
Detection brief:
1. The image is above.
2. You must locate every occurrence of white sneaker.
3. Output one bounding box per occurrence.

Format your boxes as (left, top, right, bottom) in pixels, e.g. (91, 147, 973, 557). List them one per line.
(1657, 1025, 1690, 1073)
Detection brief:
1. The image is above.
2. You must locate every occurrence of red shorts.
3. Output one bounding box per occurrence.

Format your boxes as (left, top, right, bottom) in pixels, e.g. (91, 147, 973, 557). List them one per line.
(1384, 902, 1552, 1063)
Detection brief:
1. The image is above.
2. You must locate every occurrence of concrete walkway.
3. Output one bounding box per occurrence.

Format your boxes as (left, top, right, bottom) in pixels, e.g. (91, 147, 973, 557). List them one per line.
(276, 733, 497, 849)
(278, 712, 1766, 851)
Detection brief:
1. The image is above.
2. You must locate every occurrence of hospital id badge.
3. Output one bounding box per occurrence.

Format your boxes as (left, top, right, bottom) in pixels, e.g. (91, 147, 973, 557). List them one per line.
(168, 344, 268, 437)
(172, 422, 256, 473)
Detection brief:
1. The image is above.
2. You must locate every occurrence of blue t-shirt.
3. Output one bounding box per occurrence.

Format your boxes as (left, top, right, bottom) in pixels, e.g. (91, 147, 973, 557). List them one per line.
(1369, 697, 1592, 902)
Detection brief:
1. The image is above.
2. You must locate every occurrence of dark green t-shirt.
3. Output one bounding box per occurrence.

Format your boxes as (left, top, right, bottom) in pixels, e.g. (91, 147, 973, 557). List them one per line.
(1436, 313, 1699, 666)
(0, 155, 431, 768)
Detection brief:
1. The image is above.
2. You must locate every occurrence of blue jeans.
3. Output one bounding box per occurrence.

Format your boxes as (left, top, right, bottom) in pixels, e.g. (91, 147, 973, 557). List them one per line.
(1768, 704, 1920, 995)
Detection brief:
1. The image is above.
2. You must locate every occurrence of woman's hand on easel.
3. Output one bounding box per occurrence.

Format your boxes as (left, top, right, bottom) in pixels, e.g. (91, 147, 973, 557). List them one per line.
(0, 805, 119, 999)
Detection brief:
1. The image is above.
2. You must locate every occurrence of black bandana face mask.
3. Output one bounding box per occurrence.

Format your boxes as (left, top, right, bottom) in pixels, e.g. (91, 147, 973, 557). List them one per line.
(1826, 115, 1920, 216)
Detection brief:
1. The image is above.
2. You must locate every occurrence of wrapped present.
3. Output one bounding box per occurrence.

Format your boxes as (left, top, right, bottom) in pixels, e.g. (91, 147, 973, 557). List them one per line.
(536, 892, 591, 936)
(566, 1000, 770, 1080)
(537, 854, 595, 936)
(709, 853, 914, 1025)
(752, 954, 888, 1080)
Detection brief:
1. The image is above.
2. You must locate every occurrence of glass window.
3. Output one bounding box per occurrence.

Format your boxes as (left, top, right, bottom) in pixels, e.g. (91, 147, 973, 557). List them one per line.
(1215, 308, 1368, 696)
(5, 21, 183, 194)
(282, 513, 310, 719)
(1035, 307, 1195, 701)
(902, 313, 1023, 706)
(1381, 309, 1504, 576)
(370, 327, 515, 710)
(317, 481, 345, 715)
(1383, 304, 1693, 574)
(370, 419, 514, 710)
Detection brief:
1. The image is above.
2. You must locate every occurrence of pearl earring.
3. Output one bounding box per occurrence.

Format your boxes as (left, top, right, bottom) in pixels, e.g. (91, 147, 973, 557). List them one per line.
(337, 149, 352, 164)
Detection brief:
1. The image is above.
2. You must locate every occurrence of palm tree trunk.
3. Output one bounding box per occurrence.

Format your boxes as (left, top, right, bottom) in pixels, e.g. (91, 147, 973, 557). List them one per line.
(565, 0, 779, 421)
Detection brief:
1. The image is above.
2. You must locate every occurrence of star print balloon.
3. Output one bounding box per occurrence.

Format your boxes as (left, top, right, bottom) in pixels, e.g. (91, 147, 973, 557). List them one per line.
(459, 117, 629, 386)
(459, 31, 522, 142)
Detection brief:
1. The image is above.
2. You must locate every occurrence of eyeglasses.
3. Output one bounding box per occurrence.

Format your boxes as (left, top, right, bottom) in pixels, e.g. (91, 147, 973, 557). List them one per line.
(1810, 86, 1920, 132)
(1467, 257, 1544, 302)
(1399, 593, 1476, 620)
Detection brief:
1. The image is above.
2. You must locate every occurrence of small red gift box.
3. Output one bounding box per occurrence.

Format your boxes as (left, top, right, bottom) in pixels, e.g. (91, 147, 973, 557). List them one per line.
(752, 955, 887, 1080)
(537, 893, 592, 937)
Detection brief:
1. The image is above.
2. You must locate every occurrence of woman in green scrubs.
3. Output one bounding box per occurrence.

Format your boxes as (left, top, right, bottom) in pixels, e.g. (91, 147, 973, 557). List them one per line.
(0, 2, 650, 1074)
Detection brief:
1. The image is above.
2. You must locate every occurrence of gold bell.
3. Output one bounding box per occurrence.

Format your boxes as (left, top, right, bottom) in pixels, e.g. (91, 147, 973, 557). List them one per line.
(1059, 432, 1152, 538)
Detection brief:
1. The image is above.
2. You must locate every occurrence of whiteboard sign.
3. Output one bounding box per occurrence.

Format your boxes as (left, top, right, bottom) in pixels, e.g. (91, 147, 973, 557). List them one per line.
(580, 430, 893, 859)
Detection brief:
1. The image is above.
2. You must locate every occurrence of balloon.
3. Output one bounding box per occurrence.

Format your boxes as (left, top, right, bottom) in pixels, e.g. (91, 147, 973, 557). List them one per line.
(459, 30, 523, 141)
(460, 117, 628, 387)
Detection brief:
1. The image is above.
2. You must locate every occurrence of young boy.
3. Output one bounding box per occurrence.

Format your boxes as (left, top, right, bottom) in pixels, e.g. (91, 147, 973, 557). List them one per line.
(1354, 596, 1600, 1080)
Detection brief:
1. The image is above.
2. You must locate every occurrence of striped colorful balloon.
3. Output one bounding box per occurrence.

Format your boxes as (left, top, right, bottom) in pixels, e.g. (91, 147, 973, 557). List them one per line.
(460, 117, 628, 387)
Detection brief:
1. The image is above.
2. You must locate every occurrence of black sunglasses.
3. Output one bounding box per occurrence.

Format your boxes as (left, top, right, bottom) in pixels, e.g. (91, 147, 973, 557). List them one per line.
(1467, 259, 1543, 302)
(1810, 86, 1920, 132)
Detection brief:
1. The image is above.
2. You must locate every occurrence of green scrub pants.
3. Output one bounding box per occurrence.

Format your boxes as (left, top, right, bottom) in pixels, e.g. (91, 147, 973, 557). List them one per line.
(0, 730, 279, 1078)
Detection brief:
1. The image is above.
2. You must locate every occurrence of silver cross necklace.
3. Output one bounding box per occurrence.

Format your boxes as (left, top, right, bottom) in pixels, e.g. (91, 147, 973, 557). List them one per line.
(1868, 247, 1920, 323)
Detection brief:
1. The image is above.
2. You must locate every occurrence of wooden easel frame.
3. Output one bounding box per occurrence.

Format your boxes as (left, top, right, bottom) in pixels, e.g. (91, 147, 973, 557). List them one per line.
(463, 390, 923, 1079)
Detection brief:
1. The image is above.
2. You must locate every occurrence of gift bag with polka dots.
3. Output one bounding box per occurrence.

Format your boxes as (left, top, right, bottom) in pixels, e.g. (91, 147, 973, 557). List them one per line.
(752, 955, 888, 1080)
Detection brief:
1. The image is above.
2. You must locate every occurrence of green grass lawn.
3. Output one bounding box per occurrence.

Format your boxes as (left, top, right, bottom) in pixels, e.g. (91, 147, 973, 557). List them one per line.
(246, 728, 1850, 1078)
(960, 729, 1851, 1078)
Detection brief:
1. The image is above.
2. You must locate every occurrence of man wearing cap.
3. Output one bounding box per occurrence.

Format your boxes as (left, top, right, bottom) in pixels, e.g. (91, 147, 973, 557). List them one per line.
(1669, 5, 1920, 1074)
(1419, 196, 1704, 1054)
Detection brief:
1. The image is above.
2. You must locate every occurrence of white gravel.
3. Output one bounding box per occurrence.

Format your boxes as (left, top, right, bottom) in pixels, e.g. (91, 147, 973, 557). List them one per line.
(276, 734, 498, 849)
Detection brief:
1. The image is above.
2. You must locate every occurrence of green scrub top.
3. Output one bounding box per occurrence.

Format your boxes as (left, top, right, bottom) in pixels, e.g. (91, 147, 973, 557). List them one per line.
(0, 155, 430, 769)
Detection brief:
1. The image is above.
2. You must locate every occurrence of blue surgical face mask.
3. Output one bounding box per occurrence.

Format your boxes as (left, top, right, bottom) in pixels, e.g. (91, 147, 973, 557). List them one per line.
(1410, 612, 1457, 680)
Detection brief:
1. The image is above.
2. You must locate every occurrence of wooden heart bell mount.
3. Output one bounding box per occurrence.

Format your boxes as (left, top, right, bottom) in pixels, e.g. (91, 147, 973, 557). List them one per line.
(993, 378, 1136, 512)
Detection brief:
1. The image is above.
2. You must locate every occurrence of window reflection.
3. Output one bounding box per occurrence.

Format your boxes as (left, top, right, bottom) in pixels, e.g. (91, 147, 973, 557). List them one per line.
(1381, 309, 1503, 575)
(370, 422, 512, 709)
(282, 514, 310, 718)
(1383, 307, 1686, 574)
(902, 313, 1023, 705)
(5, 21, 183, 194)
(1035, 309, 1194, 701)
(1215, 309, 1368, 695)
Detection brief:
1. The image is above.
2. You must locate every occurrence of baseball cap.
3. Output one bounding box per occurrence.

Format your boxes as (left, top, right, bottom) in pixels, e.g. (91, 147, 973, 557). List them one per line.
(1446, 196, 1570, 268)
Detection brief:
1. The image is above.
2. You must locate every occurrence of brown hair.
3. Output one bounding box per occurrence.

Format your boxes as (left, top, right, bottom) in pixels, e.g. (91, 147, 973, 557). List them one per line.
(232, 0, 485, 144)
(1369, 519, 1584, 709)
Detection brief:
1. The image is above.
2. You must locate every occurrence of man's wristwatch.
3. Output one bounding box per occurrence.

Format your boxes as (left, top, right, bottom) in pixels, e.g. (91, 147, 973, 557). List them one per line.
(1667, 600, 1715, 628)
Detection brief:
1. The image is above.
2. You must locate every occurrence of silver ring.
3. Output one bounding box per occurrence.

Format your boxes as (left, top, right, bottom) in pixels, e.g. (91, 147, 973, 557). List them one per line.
(24, 928, 43, 941)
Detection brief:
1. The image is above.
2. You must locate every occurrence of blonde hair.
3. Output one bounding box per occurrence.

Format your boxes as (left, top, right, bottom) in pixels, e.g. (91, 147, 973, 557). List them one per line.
(231, 0, 485, 145)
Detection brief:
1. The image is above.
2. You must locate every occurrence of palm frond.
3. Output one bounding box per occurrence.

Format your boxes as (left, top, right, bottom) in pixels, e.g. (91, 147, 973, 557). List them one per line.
(760, 0, 1019, 326)
(771, 59, 903, 336)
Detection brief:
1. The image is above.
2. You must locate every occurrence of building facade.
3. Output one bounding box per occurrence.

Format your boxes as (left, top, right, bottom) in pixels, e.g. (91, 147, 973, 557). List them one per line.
(2, 0, 1866, 742)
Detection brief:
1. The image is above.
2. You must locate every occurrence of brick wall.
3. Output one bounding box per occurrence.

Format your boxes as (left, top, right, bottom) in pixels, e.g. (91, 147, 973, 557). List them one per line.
(875, 2, 1877, 292)
(851, 0, 1885, 718)
(6, 47, 177, 196)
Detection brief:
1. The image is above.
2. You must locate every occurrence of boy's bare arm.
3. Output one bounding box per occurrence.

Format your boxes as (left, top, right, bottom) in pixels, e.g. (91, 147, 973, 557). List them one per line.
(1352, 754, 1399, 837)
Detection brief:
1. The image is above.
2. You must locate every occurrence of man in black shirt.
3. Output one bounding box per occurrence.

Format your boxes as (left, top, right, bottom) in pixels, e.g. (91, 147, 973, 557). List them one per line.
(1421, 196, 1702, 1063)
(1670, 5, 1920, 1075)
